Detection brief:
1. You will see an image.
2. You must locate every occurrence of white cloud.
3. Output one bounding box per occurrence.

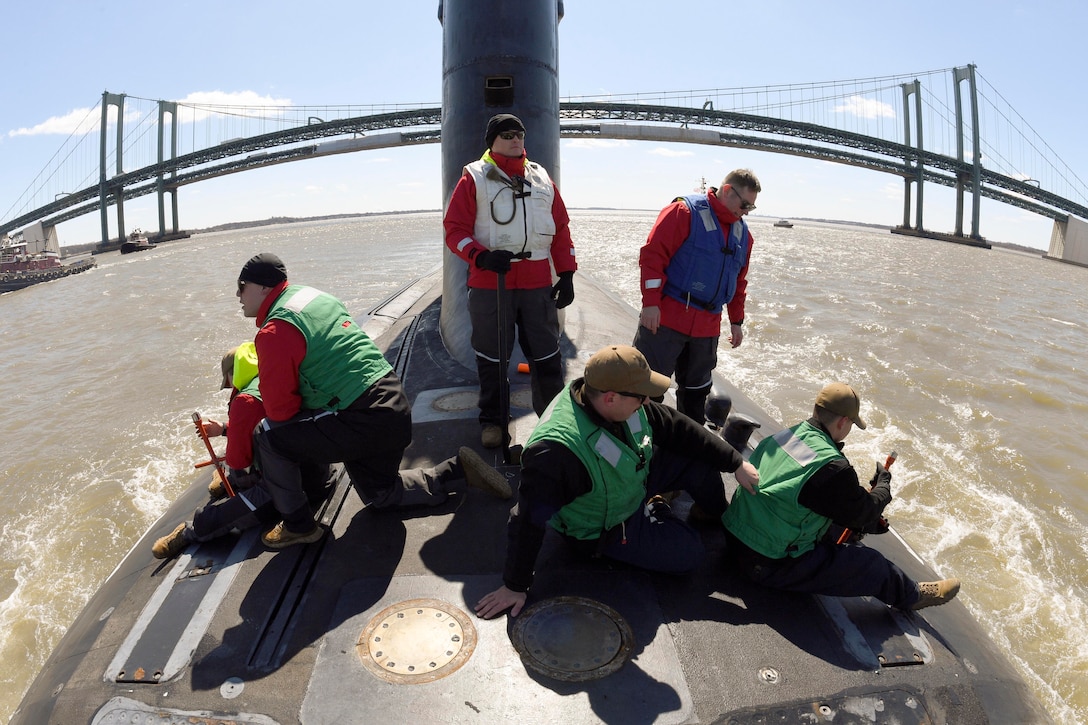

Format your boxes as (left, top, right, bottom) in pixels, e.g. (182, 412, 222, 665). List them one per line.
(175, 90, 295, 123)
(7, 90, 295, 137)
(8, 106, 100, 137)
(833, 95, 895, 120)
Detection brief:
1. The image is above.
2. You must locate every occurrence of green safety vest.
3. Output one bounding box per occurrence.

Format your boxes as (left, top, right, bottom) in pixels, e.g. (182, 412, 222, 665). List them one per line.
(263, 285, 391, 410)
(527, 383, 654, 540)
(723, 420, 842, 559)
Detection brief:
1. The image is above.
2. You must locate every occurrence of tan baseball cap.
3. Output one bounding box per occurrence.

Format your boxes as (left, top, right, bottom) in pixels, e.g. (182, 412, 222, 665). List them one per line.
(584, 345, 671, 397)
(815, 382, 867, 429)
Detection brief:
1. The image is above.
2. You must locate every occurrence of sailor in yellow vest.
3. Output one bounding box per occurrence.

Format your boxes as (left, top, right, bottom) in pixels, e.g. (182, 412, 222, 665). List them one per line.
(475, 344, 759, 619)
(151, 342, 336, 559)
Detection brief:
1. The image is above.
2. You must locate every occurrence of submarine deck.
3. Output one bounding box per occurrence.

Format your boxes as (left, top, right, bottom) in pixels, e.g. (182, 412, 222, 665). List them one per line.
(12, 270, 1049, 724)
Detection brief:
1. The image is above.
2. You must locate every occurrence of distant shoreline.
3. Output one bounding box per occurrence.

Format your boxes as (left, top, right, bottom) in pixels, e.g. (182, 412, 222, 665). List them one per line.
(59, 208, 1048, 257)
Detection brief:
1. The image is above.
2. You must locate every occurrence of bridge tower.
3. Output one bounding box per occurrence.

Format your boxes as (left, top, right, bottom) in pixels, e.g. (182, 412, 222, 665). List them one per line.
(900, 80, 924, 232)
(437, 0, 565, 368)
(156, 101, 181, 241)
(98, 92, 129, 247)
(953, 64, 983, 240)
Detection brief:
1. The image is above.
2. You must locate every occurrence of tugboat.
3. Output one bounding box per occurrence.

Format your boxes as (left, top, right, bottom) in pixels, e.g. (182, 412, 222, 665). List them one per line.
(0, 224, 95, 293)
(120, 228, 155, 254)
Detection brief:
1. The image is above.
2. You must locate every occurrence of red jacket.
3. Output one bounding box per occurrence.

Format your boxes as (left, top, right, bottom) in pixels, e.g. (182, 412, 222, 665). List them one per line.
(252, 281, 309, 422)
(224, 389, 264, 469)
(444, 150, 577, 290)
(639, 188, 752, 338)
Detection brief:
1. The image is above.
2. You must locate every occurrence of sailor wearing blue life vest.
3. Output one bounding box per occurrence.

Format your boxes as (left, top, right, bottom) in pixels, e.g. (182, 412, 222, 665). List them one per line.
(633, 169, 760, 424)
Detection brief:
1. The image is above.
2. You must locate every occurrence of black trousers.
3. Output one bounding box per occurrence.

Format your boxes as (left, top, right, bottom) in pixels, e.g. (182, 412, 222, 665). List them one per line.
(588, 447, 729, 573)
(254, 372, 455, 531)
(468, 285, 564, 423)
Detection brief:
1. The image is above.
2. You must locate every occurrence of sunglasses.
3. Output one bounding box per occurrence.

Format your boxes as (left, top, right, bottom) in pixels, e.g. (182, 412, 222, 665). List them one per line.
(617, 391, 648, 404)
(237, 280, 248, 294)
(731, 186, 756, 211)
(498, 130, 525, 140)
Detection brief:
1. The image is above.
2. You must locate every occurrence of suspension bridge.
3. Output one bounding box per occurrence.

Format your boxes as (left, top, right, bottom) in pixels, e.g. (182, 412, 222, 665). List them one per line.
(4, 64, 1088, 264)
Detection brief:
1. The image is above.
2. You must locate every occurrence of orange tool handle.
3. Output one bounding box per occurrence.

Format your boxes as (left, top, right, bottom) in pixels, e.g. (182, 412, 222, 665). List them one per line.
(836, 450, 896, 544)
(193, 412, 235, 497)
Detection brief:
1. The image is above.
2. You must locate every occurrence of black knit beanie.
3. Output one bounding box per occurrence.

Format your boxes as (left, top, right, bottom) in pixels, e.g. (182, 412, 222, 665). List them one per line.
(238, 252, 287, 287)
(484, 114, 526, 148)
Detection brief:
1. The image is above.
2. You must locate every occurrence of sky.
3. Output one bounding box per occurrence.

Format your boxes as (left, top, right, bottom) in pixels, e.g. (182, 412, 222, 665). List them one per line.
(2, 0, 1086, 251)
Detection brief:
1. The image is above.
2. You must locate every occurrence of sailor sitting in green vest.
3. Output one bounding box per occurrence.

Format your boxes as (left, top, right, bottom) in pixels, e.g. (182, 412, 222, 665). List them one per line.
(475, 344, 760, 619)
(722, 383, 961, 611)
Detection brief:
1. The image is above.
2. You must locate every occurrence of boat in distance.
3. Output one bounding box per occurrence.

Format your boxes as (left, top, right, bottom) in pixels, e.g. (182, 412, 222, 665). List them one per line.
(774, 219, 794, 228)
(120, 228, 156, 254)
(1, 231, 94, 293)
(10, 1, 1052, 722)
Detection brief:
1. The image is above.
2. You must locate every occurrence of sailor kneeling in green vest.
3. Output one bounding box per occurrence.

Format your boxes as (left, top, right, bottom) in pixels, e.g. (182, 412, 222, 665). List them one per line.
(475, 344, 760, 619)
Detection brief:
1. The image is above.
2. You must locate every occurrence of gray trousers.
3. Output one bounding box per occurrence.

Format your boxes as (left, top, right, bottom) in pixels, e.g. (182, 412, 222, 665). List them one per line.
(633, 325, 718, 424)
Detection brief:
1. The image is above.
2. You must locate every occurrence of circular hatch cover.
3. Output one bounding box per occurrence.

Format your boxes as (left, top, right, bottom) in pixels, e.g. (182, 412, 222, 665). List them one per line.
(510, 596, 635, 682)
(356, 598, 477, 685)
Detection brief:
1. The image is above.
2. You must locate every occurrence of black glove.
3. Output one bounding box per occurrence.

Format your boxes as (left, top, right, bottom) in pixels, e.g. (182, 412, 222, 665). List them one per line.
(551, 271, 575, 308)
(475, 249, 515, 273)
(862, 516, 891, 535)
(868, 462, 892, 491)
(228, 467, 261, 492)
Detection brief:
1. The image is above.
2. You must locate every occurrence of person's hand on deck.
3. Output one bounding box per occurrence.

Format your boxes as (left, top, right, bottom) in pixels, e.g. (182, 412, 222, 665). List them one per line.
(475, 585, 527, 619)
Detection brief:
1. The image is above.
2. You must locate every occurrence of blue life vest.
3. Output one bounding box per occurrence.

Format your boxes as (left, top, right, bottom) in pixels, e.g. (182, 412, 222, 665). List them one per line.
(662, 194, 749, 313)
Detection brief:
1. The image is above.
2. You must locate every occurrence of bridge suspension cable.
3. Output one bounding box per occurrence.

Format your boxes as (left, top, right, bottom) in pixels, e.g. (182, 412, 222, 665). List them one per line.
(3, 67, 1086, 236)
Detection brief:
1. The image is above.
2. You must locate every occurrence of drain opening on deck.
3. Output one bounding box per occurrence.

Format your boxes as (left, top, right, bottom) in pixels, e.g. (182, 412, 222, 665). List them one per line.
(356, 598, 477, 685)
(510, 596, 635, 682)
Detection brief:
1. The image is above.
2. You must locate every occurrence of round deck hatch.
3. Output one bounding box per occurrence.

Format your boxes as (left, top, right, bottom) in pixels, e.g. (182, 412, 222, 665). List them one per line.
(431, 390, 477, 413)
(510, 596, 635, 681)
(356, 598, 477, 684)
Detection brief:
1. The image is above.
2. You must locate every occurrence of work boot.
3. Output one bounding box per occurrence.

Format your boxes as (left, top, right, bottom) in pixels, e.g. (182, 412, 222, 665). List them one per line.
(208, 471, 227, 500)
(152, 522, 192, 560)
(645, 495, 672, 523)
(912, 578, 961, 610)
(261, 521, 325, 550)
(481, 424, 503, 449)
(458, 446, 512, 499)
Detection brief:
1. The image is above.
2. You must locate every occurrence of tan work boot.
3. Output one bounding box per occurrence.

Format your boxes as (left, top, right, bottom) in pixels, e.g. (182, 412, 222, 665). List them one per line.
(912, 578, 961, 610)
(208, 470, 227, 500)
(261, 521, 325, 550)
(459, 446, 512, 499)
(481, 424, 503, 449)
(152, 522, 192, 560)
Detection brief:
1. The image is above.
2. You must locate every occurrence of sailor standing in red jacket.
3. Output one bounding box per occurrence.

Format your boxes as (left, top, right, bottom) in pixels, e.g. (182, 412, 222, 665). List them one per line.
(444, 114, 578, 448)
(633, 169, 760, 424)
